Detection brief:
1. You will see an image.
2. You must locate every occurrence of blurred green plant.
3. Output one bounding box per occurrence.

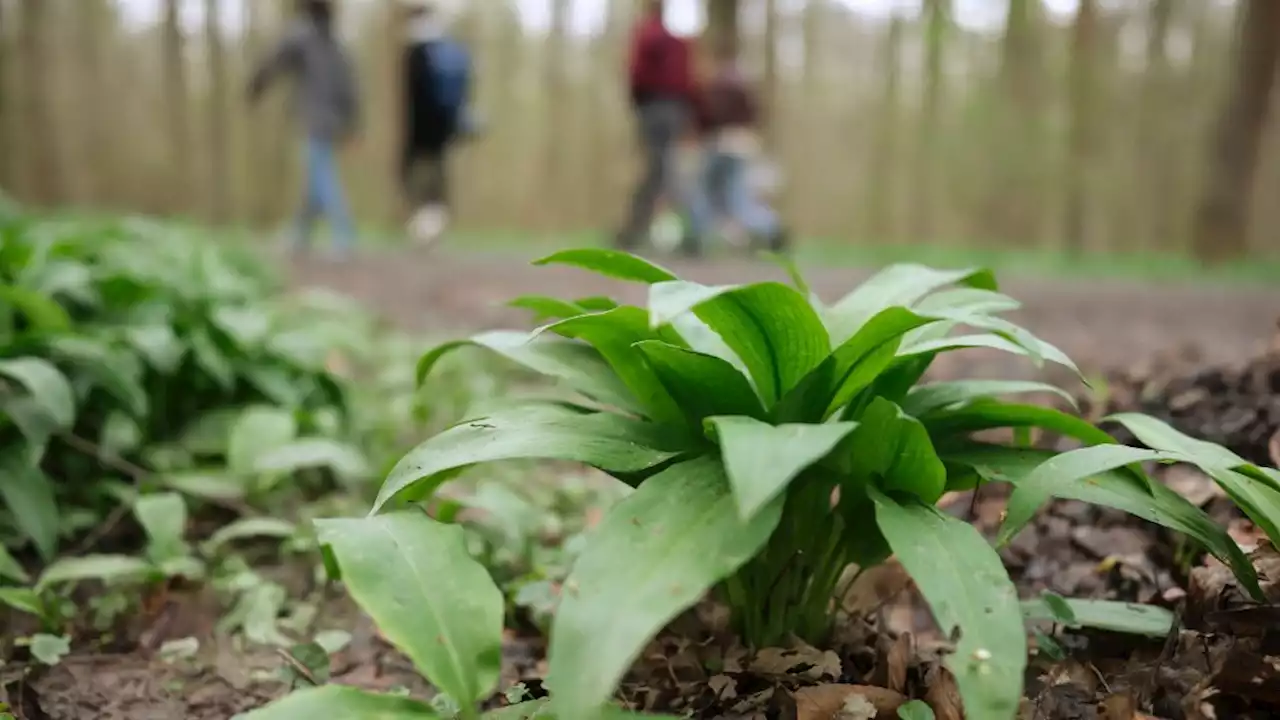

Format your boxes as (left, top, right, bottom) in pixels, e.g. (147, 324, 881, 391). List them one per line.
(296, 249, 1279, 720)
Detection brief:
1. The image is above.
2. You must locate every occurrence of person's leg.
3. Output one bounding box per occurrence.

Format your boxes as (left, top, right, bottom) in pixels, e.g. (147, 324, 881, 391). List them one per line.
(310, 137, 356, 256)
(724, 154, 784, 246)
(292, 138, 324, 250)
(683, 144, 717, 250)
(617, 101, 681, 249)
(409, 146, 450, 246)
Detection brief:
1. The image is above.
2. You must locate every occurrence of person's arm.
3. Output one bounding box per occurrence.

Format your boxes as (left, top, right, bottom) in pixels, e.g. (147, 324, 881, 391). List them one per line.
(627, 25, 653, 108)
(247, 27, 302, 104)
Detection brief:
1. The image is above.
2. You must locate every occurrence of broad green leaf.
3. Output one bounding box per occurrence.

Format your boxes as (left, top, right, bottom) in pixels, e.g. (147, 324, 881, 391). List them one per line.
(190, 328, 236, 390)
(0, 284, 71, 332)
(897, 700, 937, 720)
(317, 512, 504, 709)
(900, 332, 1079, 377)
(1202, 467, 1280, 549)
(771, 307, 930, 423)
(0, 450, 59, 560)
(125, 323, 184, 372)
(825, 264, 996, 345)
(575, 295, 620, 312)
(374, 404, 689, 513)
(946, 443, 1261, 599)
(873, 492, 1024, 720)
(999, 445, 1175, 545)
(1104, 413, 1276, 485)
(635, 341, 765, 423)
(914, 288, 1020, 316)
(509, 295, 588, 321)
(903, 380, 1077, 417)
(1021, 597, 1174, 637)
(416, 331, 640, 414)
(30, 633, 70, 665)
(0, 544, 29, 583)
(203, 517, 297, 555)
(921, 401, 1117, 448)
(162, 472, 246, 502)
(0, 587, 43, 617)
(539, 307, 684, 424)
(707, 416, 857, 519)
(483, 703, 678, 720)
(533, 248, 677, 284)
(649, 281, 830, 407)
(240, 685, 439, 719)
(212, 307, 271, 348)
(0, 357, 75, 430)
(254, 438, 370, 480)
(548, 456, 782, 720)
(133, 493, 188, 560)
(227, 406, 298, 475)
(37, 554, 154, 590)
(46, 337, 148, 417)
(843, 398, 947, 504)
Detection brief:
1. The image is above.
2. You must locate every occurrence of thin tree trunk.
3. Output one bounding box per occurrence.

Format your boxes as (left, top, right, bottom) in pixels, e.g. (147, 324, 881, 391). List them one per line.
(1063, 0, 1098, 254)
(706, 0, 740, 54)
(0, 0, 10, 193)
(1138, 0, 1175, 250)
(18, 0, 61, 205)
(206, 0, 230, 223)
(761, 0, 779, 152)
(542, 0, 569, 230)
(162, 0, 192, 215)
(863, 16, 902, 243)
(914, 0, 949, 242)
(1192, 0, 1280, 264)
(990, 0, 1043, 246)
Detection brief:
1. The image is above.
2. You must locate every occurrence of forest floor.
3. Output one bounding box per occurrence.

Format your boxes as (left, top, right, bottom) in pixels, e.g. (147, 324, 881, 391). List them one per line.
(9, 247, 1280, 720)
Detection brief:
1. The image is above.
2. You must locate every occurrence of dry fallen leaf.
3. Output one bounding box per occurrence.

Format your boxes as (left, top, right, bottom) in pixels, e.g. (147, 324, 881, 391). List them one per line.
(790, 684, 907, 720)
(841, 560, 912, 617)
(751, 642, 843, 683)
(923, 663, 964, 720)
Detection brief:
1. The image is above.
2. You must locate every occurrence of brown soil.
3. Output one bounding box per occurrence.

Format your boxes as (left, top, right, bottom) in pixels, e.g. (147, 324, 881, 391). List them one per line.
(7, 249, 1280, 720)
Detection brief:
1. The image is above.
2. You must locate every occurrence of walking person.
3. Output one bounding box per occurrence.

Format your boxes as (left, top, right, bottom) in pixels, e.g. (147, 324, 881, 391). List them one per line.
(615, 0, 700, 254)
(248, 0, 361, 259)
(688, 38, 789, 253)
(401, 0, 475, 247)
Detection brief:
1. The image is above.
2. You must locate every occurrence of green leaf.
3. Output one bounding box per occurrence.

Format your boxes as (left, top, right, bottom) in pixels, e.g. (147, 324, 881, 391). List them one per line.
(239, 685, 439, 719)
(999, 445, 1174, 546)
(548, 456, 782, 720)
(0, 284, 71, 333)
(914, 288, 1020, 316)
(902, 380, 1077, 417)
(648, 281, 830, 407)
(533, 248, 677, 284)
(133, 493, 188, 560)
(897, 700, 937, 720)
(374, 404, 689, 512)
(873, 492, 1024, 720)
(0, 587, 43, 617)
(190, 328, 236, 390)
(227, 406, 298, 475)
(47, 337, 148, 417)
(946, 444, 1261, 599)
(575, 296, 620, 312)
(539, 308, 683, 424)
(1200, 467, 1280, 551)
(634, 341, 765, 423)
(161, 472, 246, 502)
(416, 331, 640, 414)
(37, 554, 154, 590)
(0, 450, 59, 560)
(921, 401, 1116, 448)
(203, 518, 297, 555)
(29, 633, 70, 666)
(0, 357, 75, 430)
(0, 544, 29, 583)
(1021, 597, 1174, 637)
(900, 332, 1079, 376)
(125, 323, 184, 372)
(825, 264, 996, 345)
(509, 295, 588, 321)
(777, 307, 936, 423)
(317, 512, 504, 710)
(707, 416, 857, 520)
(253, 438, 370, 480)
(843, 398, 947, 504)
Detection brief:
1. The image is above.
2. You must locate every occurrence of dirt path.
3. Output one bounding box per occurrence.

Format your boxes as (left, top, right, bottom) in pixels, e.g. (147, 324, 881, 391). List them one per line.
(287, 249, 1280, 372)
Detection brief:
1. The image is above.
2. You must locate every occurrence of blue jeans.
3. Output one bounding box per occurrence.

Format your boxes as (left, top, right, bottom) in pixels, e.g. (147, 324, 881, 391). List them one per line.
(687, 149, 779, 241)
(295, 137, 354, 251)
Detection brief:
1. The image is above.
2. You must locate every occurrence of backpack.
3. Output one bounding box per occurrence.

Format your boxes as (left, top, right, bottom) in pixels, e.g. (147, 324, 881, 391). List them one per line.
(425, 37, 471, 120)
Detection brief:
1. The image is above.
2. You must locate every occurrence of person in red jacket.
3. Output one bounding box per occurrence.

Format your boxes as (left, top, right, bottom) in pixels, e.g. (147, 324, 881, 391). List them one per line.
(615, 0, 699, 254)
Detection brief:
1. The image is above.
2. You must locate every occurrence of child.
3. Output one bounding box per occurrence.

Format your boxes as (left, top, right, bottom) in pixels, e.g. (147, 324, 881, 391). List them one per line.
(689, 38, 789, 253)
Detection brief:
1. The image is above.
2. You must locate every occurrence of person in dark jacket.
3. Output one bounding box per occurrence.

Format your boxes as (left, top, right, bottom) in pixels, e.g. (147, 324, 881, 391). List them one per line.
(688, 38, 788, 252)
(615, 0, 699, 253)
(249, 0, 360, 258)
(401, 0, 474, 246)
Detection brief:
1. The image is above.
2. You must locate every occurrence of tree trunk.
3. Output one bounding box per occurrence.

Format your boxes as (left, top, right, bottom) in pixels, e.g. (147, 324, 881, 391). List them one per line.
(1192, 0, 1280, 264)
(1063, 0, 1098, 254)
(863, 16, 903, 243)
(162, 0, 191, 214)
(1138, 0, 1175, 250)
(914, 0, 949, 242)
(0, 0, 10, 193)
(706, 0, 740, 54)
(206, 0, 230, 223)
(18, 0, 61, 205)
(542, 0, 570, 230)
(989, 0, 1043, 246)
(761, 0, 778, 152)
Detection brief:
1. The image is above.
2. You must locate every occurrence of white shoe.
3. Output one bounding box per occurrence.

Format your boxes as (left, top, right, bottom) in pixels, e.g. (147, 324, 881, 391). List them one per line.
(408, 205, 448, 247)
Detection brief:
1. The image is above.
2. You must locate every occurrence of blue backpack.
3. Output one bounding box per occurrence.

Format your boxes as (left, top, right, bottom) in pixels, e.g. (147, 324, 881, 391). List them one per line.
(425, 38, 471, 121)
